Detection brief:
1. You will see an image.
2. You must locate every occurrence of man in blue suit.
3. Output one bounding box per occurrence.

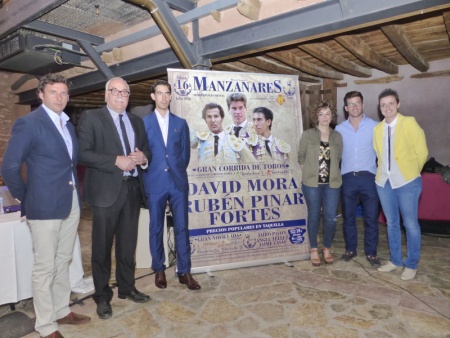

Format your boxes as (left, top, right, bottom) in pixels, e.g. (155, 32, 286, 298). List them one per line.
(142, 79, 200, 290)
(1, 74, 90, 338)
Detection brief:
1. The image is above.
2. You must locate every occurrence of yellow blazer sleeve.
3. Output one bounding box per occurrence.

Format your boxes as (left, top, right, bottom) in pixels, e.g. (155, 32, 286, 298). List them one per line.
(407, 117, 428, 171)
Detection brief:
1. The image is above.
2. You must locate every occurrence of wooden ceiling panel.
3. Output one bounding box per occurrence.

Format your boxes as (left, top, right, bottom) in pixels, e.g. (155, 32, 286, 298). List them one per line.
(9, 2, 450, 108)
(299, 43, 372, 77)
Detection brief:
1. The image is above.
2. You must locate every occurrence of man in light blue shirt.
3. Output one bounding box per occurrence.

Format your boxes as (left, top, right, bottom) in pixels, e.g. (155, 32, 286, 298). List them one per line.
(335, 91, 380, 267)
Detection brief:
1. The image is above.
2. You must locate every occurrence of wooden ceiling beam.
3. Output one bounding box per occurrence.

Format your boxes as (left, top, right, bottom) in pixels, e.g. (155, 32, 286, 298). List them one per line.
(381, 24, 429, 72)
(335, 35, 398, 75)
(0, 0, 68, 39)
(298, 43, 372, 78)
(240, 56, 321, 83)
(354, 75, 403, 85)
(443, 11, 450, 39)
(267, 51, 343, 80)
(410, 69, 450, 78)
(213, 61, 269, 74)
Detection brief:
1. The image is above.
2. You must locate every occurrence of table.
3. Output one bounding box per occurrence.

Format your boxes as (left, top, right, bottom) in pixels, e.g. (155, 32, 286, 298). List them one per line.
(135, 208, 169, 269)
(0, 212, 86, 306)
(0, 208, 169, 306)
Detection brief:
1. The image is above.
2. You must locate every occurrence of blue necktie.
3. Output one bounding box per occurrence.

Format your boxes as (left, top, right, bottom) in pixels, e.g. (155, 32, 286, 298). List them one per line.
(119, 114, 134, 175)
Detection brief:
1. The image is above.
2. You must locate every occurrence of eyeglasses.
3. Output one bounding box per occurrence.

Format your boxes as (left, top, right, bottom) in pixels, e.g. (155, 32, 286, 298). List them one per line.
(347, 101, 362, 108)
(108, 88, 130, 97)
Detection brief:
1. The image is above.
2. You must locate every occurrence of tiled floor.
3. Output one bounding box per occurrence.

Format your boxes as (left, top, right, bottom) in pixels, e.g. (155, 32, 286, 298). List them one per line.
(2, 205, 450, 337)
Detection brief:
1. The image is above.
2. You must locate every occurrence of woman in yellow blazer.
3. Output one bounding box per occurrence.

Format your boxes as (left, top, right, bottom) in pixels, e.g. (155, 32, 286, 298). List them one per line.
(373, 88, 428, 281)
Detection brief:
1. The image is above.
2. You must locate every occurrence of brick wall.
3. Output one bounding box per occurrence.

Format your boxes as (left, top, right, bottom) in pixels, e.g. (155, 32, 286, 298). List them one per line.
(0, 71, 30, 185)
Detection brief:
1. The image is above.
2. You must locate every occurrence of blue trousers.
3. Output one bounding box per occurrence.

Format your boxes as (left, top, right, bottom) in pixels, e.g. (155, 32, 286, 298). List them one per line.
(341, 172, 379, 256)
(147, 176, 191, 275)
(302, 183, 340, 249)
(376, 177, 422, 269)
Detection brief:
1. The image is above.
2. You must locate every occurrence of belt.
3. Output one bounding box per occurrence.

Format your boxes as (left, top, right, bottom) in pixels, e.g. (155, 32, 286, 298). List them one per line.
(122, 176, 138, 181)
(346, 171, 371, 176)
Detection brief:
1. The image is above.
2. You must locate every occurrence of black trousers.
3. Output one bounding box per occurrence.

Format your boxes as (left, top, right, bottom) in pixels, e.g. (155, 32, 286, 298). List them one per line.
(91, 178, 141, 303)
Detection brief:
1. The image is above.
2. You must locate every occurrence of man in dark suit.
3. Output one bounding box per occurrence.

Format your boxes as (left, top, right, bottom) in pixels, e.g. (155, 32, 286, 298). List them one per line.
(77, 77, 152, 320)
(2, 74, 90, 338)
(142, 79, 201, 290)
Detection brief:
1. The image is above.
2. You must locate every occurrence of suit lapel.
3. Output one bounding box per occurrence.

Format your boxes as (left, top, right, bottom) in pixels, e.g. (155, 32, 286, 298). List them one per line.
(394, 114, 403, 143)
(150, 112, 166, 148)
(37, 108, 71, 158)
(166, 113, 173, 145)
(67, 123, 78, 162)
(167, 112, 180, 146)
(128, 113, 140, 149)
(102, 107, 124, 153)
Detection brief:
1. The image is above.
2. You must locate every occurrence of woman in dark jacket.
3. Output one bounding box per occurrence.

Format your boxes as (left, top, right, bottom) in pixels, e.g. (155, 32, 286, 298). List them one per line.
(298, 101, 343, 266)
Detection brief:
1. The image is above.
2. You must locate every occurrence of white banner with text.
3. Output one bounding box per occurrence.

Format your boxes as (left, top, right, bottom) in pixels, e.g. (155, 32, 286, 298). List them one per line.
(167, 69, 309, 273)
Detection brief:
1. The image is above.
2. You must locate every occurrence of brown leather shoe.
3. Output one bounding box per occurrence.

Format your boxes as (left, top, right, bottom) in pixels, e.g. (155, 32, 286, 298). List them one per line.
(41, 331, 64, 338)
(155, 271, 167, 289)
(178, 273, 201, 290)
(57, 312, 91, 325)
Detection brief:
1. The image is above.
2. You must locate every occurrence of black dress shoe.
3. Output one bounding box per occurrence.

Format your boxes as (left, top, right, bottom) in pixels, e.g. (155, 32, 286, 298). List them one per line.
(96, 301, 112, 320)
(341, 251, 357, 262)
(155, 271, 167, 289)
(178, 273, 201, 290)
(118, 288, 150, 303)
(366, 255, 381, 268)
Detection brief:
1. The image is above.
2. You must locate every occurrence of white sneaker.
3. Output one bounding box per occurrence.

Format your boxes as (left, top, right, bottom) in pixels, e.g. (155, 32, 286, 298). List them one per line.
(71, 277, 95, 294)
(401, 268, 417, 281)
(378, 261, 401, 272)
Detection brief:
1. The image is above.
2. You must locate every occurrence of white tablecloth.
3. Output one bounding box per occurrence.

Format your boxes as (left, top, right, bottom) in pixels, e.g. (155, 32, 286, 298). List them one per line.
(0, 208, 167, 305)
(0, 212, 85, 306)
(136, 208, 169, 268)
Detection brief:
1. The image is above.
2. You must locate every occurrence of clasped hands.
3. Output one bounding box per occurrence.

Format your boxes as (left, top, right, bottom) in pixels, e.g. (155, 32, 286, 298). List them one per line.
(115, 147, 147, 172)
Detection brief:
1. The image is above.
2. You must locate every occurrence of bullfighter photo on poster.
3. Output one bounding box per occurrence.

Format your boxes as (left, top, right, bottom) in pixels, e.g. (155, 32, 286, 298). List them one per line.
(167, 69, 309, 273)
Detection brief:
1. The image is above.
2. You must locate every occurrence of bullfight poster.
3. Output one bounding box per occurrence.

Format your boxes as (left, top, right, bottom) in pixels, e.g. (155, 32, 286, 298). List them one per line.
(167, 69, 309, 273)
